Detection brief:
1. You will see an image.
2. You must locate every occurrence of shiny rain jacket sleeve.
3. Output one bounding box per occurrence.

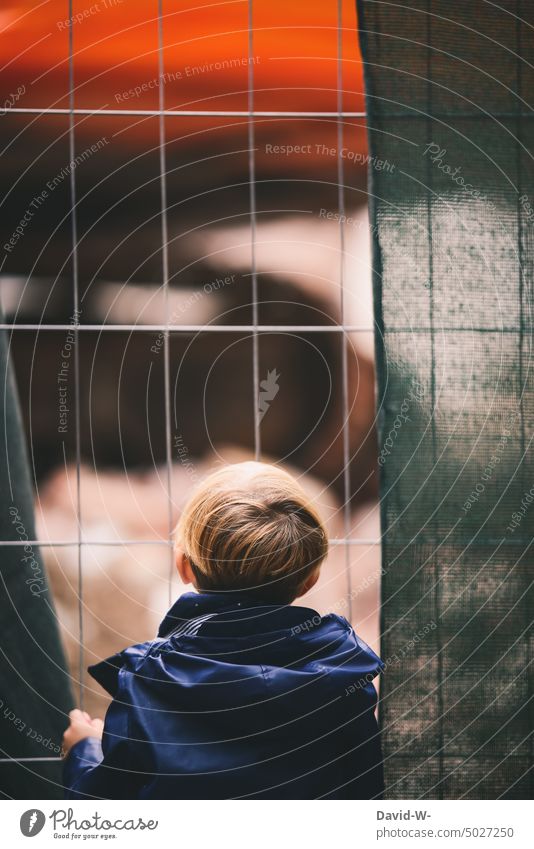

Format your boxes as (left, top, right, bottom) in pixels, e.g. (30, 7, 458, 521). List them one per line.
(63, 645, 149, 800)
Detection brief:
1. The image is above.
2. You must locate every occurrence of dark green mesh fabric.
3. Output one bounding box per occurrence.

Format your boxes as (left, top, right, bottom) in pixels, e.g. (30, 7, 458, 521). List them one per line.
(358, 0, 533, 798)
(0, 306, 73, 798)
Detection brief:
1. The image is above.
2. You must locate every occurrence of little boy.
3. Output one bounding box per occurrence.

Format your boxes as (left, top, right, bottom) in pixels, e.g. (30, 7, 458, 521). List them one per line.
(63, 462, 384, 799)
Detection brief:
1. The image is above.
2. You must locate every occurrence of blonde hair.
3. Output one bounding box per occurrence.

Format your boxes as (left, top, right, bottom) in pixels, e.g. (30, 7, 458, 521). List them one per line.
(175, 462, 328, 603)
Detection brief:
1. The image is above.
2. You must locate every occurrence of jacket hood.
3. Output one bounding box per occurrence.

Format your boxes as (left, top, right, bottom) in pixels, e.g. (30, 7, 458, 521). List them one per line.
(89, 591, 383, 718)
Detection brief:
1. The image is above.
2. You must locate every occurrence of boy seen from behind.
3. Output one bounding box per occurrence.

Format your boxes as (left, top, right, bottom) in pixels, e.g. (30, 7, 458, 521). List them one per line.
(63, 462, 384, 799)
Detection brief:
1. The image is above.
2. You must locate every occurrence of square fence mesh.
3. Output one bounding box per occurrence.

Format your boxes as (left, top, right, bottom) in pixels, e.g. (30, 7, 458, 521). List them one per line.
(0, 1, 372, 799)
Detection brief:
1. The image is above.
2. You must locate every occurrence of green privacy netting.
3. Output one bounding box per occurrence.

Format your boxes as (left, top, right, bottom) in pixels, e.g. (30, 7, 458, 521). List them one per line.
(0, 306, 74, 798)
(358, 0, 533, 798)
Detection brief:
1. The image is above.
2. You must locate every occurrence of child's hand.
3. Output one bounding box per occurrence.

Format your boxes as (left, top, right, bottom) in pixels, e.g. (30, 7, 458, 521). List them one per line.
(62, 709, 104, 757)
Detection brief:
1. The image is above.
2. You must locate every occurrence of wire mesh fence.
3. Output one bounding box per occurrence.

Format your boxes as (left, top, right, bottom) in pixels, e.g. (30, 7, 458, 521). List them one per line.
(0, 0, 373, 782)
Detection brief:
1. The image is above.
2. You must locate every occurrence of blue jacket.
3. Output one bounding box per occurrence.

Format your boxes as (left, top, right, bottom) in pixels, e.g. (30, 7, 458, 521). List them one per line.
(64, 591, 384, 799)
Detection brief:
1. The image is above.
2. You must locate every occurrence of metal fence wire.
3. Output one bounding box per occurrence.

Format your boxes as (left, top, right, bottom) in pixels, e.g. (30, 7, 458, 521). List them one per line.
(0, 0, 372, 782)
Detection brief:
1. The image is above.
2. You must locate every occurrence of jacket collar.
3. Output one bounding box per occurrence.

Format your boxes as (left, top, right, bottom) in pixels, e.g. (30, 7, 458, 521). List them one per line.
(157, 591, 294, 638)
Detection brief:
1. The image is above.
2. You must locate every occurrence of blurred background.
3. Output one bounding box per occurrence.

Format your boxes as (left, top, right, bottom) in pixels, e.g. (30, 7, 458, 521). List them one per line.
(0, 0, 380, 715)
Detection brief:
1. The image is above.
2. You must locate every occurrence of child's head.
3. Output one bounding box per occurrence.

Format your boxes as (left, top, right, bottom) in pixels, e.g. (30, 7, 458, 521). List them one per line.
(175, 462, 328, 604)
